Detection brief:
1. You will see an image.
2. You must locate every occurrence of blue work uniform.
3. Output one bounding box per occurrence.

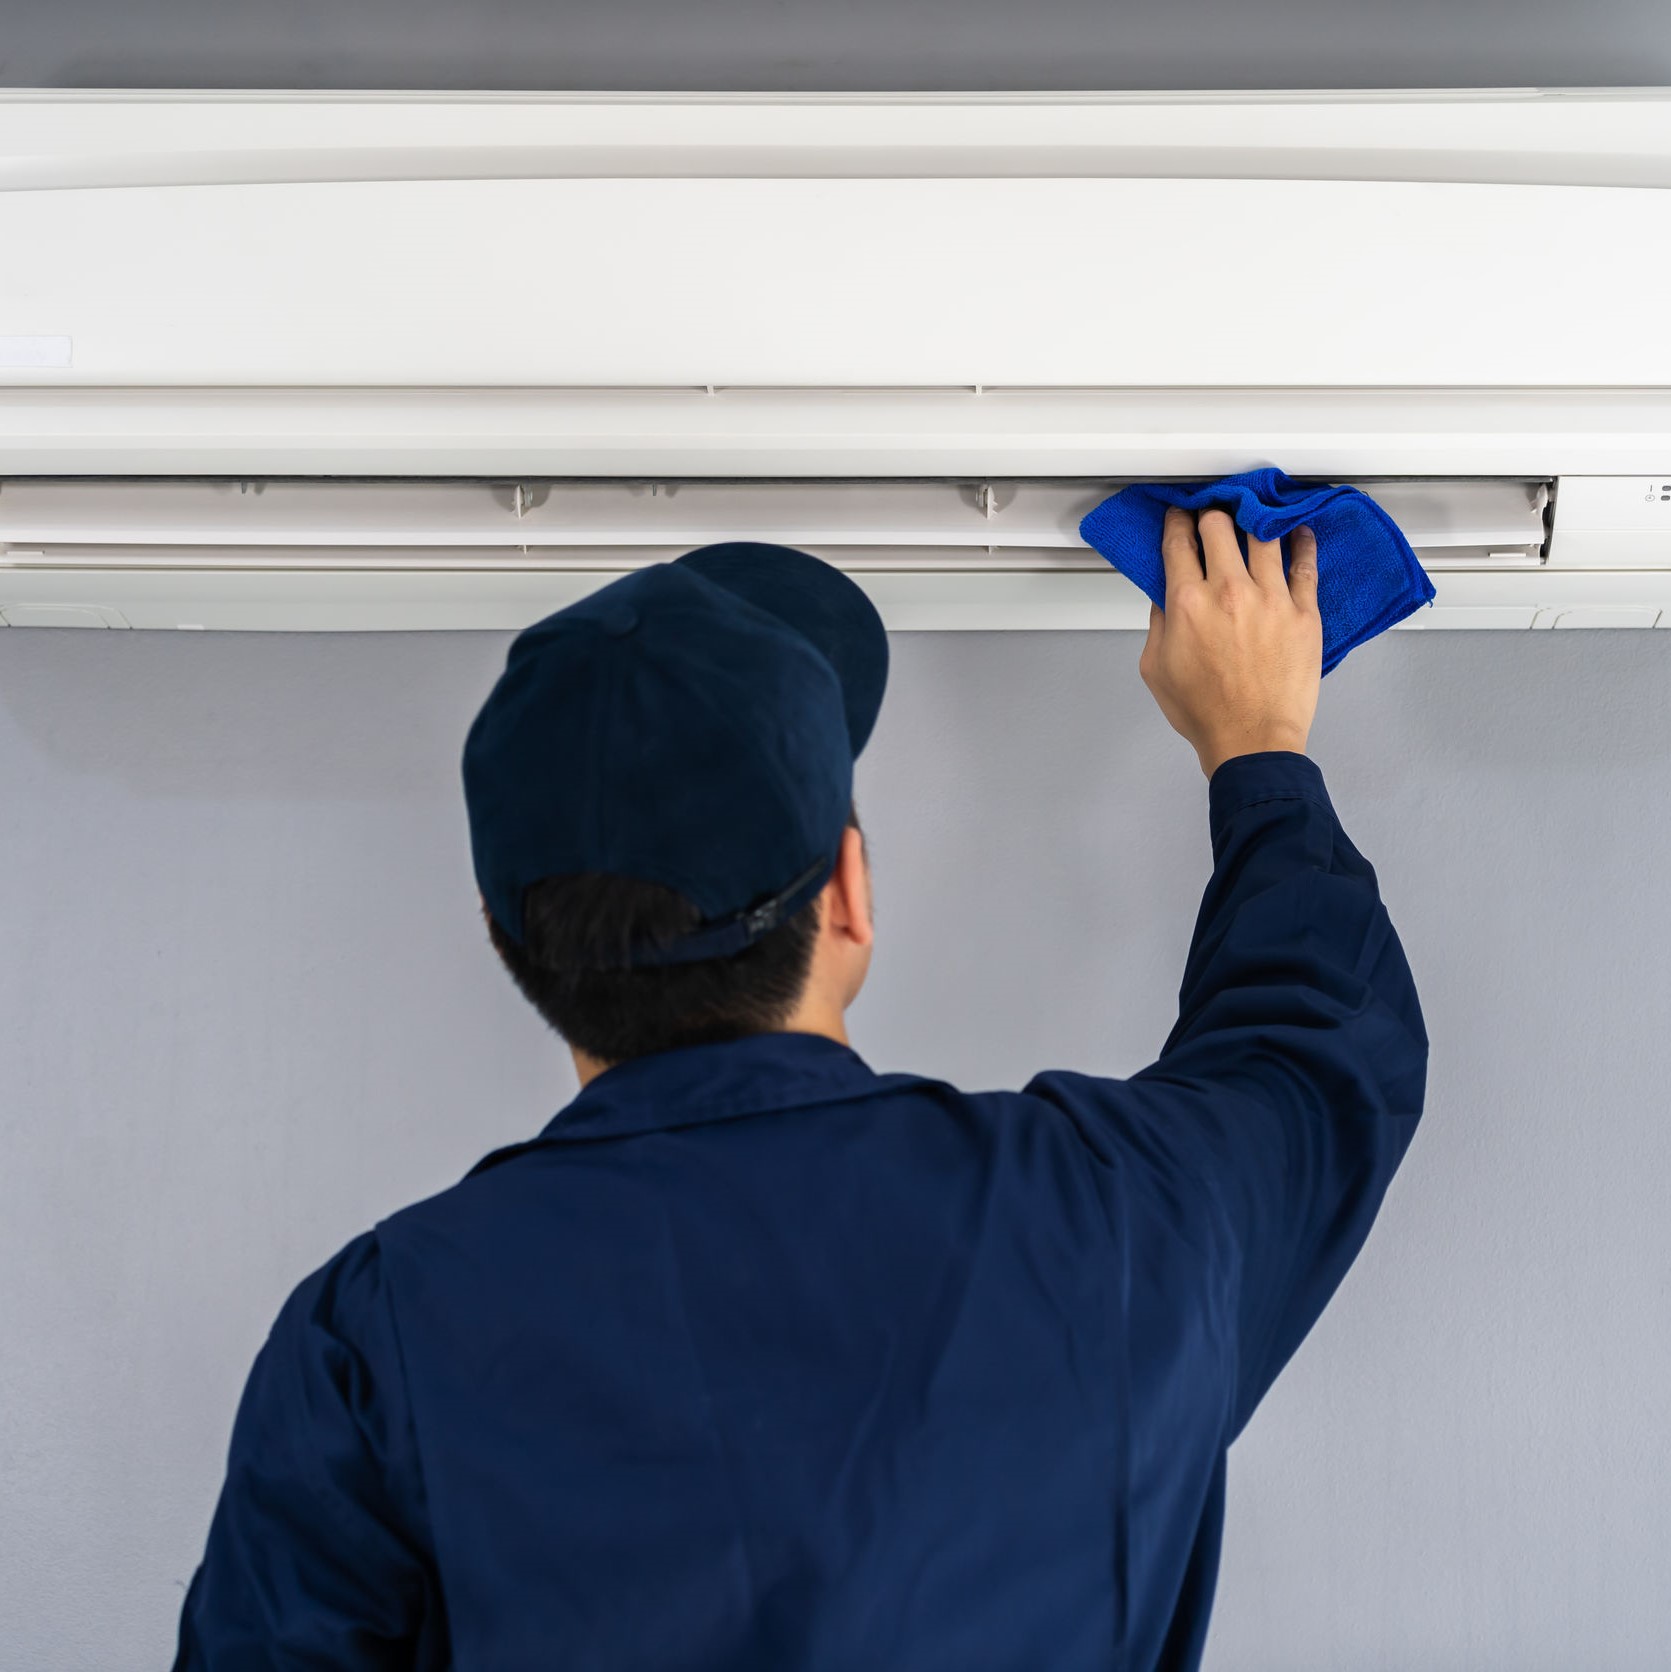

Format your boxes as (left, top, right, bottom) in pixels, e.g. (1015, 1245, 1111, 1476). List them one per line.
(174, 752, 1427, 1670)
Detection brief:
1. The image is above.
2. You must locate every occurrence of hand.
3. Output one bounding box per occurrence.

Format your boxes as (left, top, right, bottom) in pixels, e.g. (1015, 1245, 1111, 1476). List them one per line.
(1138, 506, 1322, 778)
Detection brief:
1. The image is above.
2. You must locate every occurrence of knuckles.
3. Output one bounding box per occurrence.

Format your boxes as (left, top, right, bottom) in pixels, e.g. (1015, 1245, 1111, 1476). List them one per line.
(1167, 579, 1208, 618)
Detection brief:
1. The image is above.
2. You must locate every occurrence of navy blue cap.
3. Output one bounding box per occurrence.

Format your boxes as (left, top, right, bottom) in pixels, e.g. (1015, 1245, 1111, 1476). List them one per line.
(463, 542, 888, 967)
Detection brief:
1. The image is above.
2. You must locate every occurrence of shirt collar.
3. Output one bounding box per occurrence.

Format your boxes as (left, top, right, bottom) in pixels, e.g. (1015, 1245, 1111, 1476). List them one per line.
(469, 1031, 898, 1174)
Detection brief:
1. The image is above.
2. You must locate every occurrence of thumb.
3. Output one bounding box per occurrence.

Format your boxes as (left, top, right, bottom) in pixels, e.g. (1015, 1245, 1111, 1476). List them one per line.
(1139, 600, 1163, 682)
(1287, 526, 1319, 613)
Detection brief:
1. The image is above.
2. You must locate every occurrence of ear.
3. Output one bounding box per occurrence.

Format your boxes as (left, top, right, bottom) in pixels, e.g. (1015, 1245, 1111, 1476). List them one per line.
(822, 823, 874, 949)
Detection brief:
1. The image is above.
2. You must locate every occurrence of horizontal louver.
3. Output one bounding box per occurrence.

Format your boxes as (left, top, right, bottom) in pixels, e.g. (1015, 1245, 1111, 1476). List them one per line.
(0, 477, 1550, 572)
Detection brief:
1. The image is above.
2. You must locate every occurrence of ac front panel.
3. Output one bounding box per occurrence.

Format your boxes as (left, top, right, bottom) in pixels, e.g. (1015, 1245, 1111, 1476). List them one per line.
(2, 175, 1666, 392)
(2, 93, 1670, 397)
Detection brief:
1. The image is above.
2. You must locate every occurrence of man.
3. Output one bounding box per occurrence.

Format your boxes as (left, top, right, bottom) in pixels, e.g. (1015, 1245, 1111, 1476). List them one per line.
(174, 508, 1426, 1670)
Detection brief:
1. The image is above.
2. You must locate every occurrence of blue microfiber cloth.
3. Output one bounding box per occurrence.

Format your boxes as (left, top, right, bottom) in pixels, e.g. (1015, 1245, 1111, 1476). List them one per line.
(1078, 468, 1435, 675)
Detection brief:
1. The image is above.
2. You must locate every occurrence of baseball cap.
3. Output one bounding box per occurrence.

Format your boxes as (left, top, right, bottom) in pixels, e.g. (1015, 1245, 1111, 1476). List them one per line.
(462, 542, 888, 967)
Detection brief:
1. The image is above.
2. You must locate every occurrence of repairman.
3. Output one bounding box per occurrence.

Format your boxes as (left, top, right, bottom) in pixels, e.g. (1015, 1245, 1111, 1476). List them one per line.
(175, 507, 1427, 1671)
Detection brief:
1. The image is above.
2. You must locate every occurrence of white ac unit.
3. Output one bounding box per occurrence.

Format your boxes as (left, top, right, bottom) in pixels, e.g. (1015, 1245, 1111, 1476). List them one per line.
(1, 88, 1668, 632)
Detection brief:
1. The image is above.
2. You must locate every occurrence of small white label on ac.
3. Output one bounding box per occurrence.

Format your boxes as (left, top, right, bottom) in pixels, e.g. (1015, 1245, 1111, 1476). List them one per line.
(0, 335, 73, 368)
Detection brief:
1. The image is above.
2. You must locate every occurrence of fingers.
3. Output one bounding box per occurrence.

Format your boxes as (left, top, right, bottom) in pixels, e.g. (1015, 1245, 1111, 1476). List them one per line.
(1160, 506, 1205, 599)
(1161, 506, 1310, 604)
(1286, 525, 1320, 613)
(1246, 527, 1286, 592)
(1196, 507, 1249, 588)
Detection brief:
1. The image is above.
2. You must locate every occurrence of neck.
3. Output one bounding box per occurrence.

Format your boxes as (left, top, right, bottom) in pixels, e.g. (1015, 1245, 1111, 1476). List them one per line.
(570, 1002, 849, 1089)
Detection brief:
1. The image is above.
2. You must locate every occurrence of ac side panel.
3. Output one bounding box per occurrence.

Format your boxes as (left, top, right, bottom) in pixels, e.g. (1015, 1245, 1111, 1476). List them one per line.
(1547, 473, 1671, 565)
(2, 177, 1668, 389)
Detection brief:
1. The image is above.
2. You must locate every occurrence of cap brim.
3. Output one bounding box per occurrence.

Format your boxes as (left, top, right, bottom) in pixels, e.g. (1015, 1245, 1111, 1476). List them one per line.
(674, 542, 889, 757)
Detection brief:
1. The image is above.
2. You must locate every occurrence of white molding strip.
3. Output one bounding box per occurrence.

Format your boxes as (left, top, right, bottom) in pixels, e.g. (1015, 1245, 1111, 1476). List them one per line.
(4, 89, 1671, 190)
(2, 562, 1668, 633)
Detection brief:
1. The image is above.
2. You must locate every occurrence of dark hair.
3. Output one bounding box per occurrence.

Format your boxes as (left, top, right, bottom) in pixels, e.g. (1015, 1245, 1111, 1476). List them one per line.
(486, 809, 861, 1065)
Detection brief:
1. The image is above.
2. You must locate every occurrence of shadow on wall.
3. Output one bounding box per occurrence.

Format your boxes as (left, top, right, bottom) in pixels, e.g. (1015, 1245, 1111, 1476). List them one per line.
(0, 630, 517, 802)
(1308, 626, 1671, 777)
(2, 626, 1670, 807)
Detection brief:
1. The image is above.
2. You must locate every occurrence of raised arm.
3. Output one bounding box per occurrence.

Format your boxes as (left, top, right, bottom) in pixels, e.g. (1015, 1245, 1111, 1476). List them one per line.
(1032, 508, 1426, 1436)
(1141, 507, 1425, 1429)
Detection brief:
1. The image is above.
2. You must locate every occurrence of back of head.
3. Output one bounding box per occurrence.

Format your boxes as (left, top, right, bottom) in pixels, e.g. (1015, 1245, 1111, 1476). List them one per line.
(486, 807, 859, 1063)
(462, 544, 887, 1066)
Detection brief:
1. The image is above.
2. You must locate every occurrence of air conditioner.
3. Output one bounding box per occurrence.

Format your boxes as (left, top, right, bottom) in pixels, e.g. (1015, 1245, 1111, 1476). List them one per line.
(1, 88, 1668, 632)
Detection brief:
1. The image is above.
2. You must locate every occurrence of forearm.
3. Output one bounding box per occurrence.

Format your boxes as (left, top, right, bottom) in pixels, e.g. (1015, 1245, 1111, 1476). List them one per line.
(1163, 752, 1425, 1069)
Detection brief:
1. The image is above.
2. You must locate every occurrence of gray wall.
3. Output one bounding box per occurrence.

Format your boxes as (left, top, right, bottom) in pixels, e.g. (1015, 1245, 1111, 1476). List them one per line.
(3, 624, 1671, 1668)
(4, 0, 1669, 90)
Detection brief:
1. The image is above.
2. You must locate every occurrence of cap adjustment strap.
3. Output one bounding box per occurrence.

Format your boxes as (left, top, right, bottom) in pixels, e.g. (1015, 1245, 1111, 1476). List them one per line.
(628, 853, 832, 968)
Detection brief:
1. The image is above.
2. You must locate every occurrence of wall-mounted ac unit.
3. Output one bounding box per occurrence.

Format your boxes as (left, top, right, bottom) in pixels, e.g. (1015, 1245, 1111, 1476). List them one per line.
(2, 89, 1668, 631)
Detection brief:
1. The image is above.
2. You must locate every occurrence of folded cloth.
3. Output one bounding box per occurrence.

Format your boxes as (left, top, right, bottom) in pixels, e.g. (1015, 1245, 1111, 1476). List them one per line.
(1078, 467, 1434, 675)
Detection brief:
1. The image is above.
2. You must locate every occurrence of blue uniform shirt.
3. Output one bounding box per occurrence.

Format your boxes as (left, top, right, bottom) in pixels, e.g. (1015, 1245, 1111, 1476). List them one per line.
(174, 752, 1427, 1670)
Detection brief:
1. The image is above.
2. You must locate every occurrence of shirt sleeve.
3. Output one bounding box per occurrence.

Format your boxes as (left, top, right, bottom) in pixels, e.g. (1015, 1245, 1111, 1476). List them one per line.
(172, 1231, 448, 1670)
(1028, 751, 1428, 1439)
